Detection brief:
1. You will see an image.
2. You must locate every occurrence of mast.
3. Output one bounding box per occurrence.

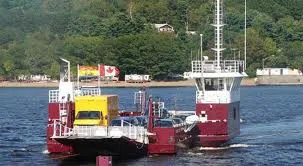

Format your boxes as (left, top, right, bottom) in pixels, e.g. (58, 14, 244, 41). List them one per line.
(244, 0, 247, 70)
(211, 0, 225, 71)
(200, 34, 205, 92)
(60, 58, 71, 82)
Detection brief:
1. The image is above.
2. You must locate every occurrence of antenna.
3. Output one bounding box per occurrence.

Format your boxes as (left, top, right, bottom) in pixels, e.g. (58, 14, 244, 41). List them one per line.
(245, 0, 247, 70)
(211, 0, 225, 71)
(200, 34, 205, 92)
(200, 34, 203, 61)
(60, 58, 70, 82)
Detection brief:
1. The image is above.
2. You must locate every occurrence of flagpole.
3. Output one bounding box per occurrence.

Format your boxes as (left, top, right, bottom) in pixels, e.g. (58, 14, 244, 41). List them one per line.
(244, 0, 247, 70)
(77, 64, 80, 89)
(98, 64, 101, 90)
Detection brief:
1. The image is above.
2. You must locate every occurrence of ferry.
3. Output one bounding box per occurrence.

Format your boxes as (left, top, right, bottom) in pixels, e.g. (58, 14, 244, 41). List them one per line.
(46, 0, 248, 159)
(46, 59, 197, 158)
(184, 0, 247, 147)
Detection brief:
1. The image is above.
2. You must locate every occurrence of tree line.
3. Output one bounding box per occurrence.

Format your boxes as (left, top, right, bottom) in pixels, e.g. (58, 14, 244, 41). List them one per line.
(0, 0, 302, 80)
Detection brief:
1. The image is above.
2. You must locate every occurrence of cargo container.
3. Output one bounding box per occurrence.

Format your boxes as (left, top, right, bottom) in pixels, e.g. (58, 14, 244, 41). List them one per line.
(73, 95, 119, 126)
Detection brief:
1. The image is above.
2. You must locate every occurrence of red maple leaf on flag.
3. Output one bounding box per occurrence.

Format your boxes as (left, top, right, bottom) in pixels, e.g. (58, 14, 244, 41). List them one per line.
(106, 67, 114, 73)
(99, 64, 120, 76)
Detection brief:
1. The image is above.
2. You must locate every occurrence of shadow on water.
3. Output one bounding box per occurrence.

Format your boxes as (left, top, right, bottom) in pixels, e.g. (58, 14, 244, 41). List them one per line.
(51, 154, 146, 166)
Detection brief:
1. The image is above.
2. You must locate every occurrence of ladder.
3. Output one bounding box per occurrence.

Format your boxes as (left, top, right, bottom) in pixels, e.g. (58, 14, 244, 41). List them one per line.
(153, 101, 165, 118)
(134, 91, 146, 114)
(59, 102, 68, 124)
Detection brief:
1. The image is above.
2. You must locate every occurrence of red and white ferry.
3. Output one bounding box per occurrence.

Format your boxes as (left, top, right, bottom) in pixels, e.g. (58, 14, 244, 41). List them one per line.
(46, 59, 196, 158)
(184, 0, 247, 147)
(46, 0, 248, 159)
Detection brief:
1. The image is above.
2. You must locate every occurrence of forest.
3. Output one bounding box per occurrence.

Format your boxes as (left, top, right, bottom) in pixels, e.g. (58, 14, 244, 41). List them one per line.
(0, 0, 302, 80)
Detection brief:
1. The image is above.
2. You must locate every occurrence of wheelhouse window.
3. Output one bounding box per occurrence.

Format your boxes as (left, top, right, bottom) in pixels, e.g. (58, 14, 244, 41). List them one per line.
(76, 111, 101, 120)
(204, 78, 224, 91)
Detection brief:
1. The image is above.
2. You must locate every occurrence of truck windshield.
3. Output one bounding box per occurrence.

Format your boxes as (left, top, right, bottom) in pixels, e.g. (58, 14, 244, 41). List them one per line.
(76, 111, 101, 119)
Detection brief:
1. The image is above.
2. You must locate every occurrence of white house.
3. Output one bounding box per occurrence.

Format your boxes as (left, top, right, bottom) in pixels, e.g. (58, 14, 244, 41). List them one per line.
(256, 68, 302, 76)
(18, 74, 51, 81)
(186, 31, 197, 35)
(154, 23, 174, 32)
(125, 74, 151, 83)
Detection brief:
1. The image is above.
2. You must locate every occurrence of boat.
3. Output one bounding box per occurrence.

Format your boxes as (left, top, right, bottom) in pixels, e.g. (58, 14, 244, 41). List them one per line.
(46, 59, 196, 158)
(46, 0, 248, 158)
(184, 0, 247, 147)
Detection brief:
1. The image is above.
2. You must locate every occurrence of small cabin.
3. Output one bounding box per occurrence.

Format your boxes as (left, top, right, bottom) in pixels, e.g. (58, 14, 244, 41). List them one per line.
(256, 68, 302, 76)
(154, 24, 174, 33)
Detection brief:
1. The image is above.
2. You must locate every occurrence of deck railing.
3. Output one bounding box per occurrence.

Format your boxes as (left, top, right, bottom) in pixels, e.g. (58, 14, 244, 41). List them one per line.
(52, 119, 73, 137)
(51, 120, 147, 144)
(49, 90, 59, 103)
(49, 88, 101, 103)
(192, 60, 244, 73)
(78, 88, 101, 96)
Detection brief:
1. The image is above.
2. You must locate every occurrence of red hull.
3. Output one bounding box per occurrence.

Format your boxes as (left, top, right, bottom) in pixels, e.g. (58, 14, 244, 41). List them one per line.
(148, 126, 196, 154)
(47, 102, 74, 153)
(196, 102, 240, 147)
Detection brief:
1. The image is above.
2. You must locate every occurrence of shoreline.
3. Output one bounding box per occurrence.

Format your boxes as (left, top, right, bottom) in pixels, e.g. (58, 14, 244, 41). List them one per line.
(1, 79, 303, 88)
(0, 79, 258, 88)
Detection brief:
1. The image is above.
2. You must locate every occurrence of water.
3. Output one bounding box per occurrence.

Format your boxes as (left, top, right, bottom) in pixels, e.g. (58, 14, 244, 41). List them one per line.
(0, 86, 303, 165)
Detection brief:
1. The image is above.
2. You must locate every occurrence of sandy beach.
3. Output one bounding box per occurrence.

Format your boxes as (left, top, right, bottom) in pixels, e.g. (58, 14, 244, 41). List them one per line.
(0, 78, 257, 88)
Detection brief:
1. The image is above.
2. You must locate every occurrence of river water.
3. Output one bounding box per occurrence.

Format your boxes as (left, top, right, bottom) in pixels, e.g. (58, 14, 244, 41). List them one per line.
(0, 86, 303, 165)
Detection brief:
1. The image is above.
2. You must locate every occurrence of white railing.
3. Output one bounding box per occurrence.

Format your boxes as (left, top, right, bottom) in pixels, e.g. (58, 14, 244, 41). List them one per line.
(196, 91, 239, 104)
(192, 60, 244, 73)
(79, 88, 101, 96)
(52, 119, 73, 137)
(49, 88, 101, 103)
(51, 120, 147, 144)
(49, 90, 59, 103)
(73, 125, 107, 137)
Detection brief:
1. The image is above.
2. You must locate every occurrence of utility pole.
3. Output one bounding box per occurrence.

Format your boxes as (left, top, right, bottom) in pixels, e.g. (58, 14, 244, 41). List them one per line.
(129, 0, 133, 20)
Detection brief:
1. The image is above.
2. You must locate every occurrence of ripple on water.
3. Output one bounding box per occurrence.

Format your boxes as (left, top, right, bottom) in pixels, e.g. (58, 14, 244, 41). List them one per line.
(1, 87, 303, 166)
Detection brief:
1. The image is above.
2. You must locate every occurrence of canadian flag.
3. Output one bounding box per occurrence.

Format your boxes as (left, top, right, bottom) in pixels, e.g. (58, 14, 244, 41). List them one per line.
(99, 64, 120, 77)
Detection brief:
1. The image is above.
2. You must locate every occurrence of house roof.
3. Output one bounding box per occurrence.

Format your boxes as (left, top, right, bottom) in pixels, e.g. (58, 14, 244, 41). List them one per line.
(154, 23, 173, 29)
(186, 31, 197, 35)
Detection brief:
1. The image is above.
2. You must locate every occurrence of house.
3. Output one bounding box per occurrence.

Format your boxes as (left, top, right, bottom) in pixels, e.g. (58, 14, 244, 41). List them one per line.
(154, 23, 174, 33)
(256, 68, 302, 76)
(186, 31, 197, 35)
(18, 74, 51, 82)
(125, 74, 151, 83)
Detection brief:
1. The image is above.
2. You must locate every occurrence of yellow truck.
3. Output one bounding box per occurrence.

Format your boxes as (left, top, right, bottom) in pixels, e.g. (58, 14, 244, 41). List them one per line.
(73, 95, 119, 126)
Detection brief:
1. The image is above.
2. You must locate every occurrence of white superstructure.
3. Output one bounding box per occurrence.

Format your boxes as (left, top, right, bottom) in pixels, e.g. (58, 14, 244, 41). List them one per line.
(184, 0, 247, 104)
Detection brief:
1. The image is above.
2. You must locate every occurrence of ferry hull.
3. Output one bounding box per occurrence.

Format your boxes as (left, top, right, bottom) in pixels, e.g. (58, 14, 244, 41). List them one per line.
(55, 137, 147, 158)
(47, 102, 74, 153)
(196, 101, 240, 147)
(148, 127, 197, 154)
